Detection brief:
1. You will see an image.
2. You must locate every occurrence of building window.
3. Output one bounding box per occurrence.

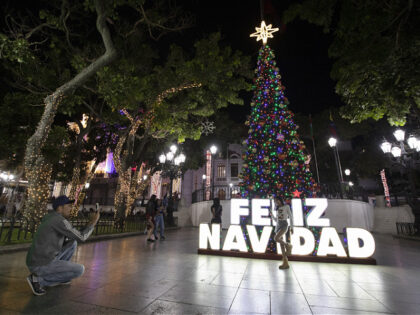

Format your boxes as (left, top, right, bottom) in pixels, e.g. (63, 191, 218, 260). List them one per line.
(217, 165, 226, 180)
(231, 163, 238, 178)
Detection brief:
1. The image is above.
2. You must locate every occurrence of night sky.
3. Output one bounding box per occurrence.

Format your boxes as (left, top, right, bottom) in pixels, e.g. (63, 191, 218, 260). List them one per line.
(179, 0, 343, 123)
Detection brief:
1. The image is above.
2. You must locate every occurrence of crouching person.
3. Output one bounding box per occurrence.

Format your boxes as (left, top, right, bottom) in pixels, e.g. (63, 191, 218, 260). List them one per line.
(26, 195, 100, 296)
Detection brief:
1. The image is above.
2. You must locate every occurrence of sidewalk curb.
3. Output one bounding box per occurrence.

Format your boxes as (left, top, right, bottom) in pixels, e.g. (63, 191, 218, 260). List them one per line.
(0, 227, 180, 255)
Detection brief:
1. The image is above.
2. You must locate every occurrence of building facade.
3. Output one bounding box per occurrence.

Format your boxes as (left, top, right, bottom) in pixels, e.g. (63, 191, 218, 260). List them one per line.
(181, 143, 244, 207)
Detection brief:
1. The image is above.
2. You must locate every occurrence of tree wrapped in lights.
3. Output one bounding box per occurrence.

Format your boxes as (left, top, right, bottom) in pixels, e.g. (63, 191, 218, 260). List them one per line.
(240, 44, 317, 200)
(239, 40, 319, 253)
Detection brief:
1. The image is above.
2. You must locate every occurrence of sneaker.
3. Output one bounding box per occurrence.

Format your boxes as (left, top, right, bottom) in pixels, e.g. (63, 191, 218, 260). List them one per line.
(160, 236, 166, 241)
(27, 275, 46, 296)
(147, 238, 155, 242)
(286, 244, 293, 256)
(279, 264, 290, 270)
(154, 236, 159, 240)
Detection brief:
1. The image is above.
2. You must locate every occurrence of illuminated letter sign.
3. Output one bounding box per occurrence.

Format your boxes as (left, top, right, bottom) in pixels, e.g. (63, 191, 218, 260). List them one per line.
(317, 227, 347, 257)
(199, 198, 376, 260)
(345, 228, 376, 258)
(290, 227, 315, 255)
(231, 199, 249, 225)
(223, 225, 248, 252)
(305, 198, 329, 227)
(252, 199, 271, 226)
(247, 225, 273, 253)
(291, 199, 304, 226)
(199, 224, 220, 250)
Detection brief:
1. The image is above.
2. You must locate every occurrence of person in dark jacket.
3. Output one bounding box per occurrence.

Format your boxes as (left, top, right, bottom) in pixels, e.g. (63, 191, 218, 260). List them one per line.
(153, 199, 165, 240)
(26, 195, 100, 296)
(211, 198, 222, 224)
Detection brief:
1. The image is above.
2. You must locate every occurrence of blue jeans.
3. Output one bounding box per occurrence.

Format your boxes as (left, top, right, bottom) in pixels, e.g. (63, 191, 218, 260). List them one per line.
(29, 240, 85, 288)
(154, 214, 165, 238)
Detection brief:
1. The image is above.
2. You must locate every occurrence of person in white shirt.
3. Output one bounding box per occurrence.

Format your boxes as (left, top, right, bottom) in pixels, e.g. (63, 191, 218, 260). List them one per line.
(269, 196, 293, 269)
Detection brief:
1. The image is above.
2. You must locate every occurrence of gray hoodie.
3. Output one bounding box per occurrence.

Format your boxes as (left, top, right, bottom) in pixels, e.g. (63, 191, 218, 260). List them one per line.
(26, 211, 94, 267)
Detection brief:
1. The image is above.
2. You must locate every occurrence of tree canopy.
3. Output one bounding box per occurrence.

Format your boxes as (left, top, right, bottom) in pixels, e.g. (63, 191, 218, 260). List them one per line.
(284, 0, 420, 126)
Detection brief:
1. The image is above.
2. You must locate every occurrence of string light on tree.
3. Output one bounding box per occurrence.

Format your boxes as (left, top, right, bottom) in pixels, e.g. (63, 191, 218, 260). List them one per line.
(24, 93, 64, 224)
(155, 83, 202, 106)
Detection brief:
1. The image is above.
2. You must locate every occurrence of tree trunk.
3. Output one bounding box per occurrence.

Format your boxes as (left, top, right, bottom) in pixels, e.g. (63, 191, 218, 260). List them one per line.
(68, 166, 81, 199)
(114, 169, 131, 231)
(70, 160, 99, 217)
(22, 0, 117, 222)
(23, 156, 53, 224)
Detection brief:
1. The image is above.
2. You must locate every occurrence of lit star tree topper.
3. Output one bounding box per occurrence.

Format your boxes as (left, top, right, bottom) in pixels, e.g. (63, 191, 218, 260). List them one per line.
(250, 21, 279, 44)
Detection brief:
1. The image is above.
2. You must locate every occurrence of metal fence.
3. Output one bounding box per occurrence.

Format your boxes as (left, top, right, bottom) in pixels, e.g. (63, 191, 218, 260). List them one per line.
(0, 215, 146, 245)
(85, 197, 115, 206)
(396, 222, 420, 236)
(192, 185, 242, 203)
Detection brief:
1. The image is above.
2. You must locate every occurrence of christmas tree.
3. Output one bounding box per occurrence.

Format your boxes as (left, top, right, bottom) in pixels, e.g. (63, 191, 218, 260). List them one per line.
(239, 43, 317, 201)
(238, 22, 318, 253)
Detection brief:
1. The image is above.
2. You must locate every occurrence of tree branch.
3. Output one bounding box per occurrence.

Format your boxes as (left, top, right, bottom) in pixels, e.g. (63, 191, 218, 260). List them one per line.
(81, 100, 105, 122)
(154, 82, 202, 105)
(25, 0, 118, 169)
(52, 0, 117, 97)
(60, 0, 74, 50)
(124, 17, 145, 37)
(25, 23, 57, 39)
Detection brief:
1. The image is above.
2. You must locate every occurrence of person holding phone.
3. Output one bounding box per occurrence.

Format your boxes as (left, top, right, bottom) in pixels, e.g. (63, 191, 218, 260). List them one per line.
(26, 195, 100, 296)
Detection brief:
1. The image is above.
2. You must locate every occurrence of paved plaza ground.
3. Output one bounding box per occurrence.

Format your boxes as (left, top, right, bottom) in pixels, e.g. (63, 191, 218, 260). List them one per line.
(0, 228, 420, 314)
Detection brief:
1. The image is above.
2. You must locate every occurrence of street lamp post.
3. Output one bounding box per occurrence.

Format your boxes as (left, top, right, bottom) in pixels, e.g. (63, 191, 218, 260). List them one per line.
(381, 129, 420, 205)
(209, 145, 218, 199)
(158, 145, 186, 197)
(328, 137, 344, 198)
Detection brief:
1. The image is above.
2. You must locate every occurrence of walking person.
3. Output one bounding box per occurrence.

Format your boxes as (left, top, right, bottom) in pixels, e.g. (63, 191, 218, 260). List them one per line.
(173, 192, 179, 212)
(26, 195, 100, 296)
(210, 197, 222, 224)
(146, 195, 156, 242)
(162, 193, 168, 210)
(153, 199, 165, 240)
(269, 196, 294, 269)
(167, 195, 174, 226)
